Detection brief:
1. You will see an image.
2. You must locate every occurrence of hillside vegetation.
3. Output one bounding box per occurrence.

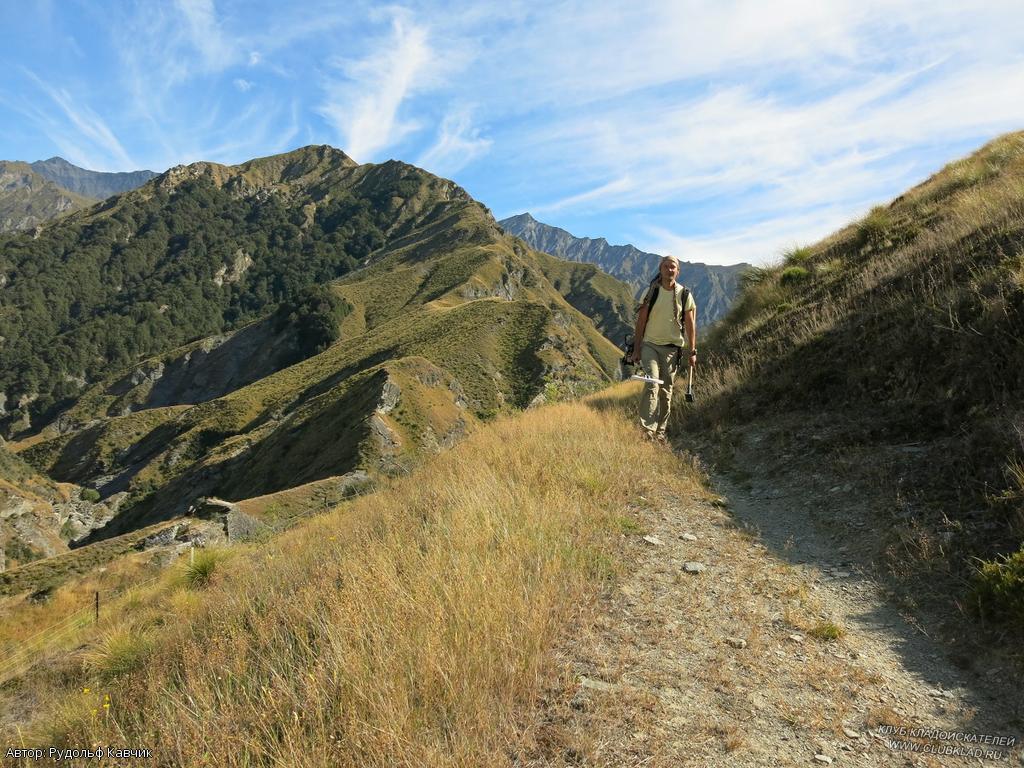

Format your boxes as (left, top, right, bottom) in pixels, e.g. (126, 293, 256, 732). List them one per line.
(2, 146, 633, 558)
(683, 131, 1024, 636)
(5, 391, 704, 767)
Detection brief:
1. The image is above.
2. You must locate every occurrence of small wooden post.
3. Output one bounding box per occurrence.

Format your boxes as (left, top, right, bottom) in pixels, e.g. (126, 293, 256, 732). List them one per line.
(94, 591, 99, 624)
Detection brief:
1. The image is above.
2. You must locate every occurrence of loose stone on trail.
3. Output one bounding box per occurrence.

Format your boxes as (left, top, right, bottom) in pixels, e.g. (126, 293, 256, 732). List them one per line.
(642, 535, 664, 546)
(682, 562, 707, 574)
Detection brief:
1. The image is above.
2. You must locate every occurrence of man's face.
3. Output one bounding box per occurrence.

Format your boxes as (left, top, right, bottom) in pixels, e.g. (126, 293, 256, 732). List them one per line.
(660, 259, 678, 282)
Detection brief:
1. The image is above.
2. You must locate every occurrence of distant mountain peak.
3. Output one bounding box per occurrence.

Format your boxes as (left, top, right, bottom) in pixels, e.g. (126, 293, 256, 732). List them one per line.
(29, 157, 158, 201)
(499, 212, 749, 324)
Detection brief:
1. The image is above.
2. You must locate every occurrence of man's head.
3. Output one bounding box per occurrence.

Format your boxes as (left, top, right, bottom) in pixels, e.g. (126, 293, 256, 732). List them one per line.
(659, 255, 679, 285)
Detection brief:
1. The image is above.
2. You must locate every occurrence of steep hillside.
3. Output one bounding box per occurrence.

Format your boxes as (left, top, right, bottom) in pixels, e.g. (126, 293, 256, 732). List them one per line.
(4, 146, 624, 550)
(499, 212, 747, 324)
(685, 131, 1024, 637)
(0, 161, 95, 233)
(30, 157, 157, 199)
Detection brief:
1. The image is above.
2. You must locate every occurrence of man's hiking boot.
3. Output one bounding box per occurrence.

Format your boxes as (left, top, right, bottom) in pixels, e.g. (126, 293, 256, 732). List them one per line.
(655, 432, 668, 445)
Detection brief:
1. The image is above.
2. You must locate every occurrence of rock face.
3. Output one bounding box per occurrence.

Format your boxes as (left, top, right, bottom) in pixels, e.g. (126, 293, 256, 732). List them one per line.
(499, 212, 749, 325)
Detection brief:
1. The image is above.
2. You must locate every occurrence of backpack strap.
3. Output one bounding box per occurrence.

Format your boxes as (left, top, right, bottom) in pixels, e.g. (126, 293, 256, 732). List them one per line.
(646, 284, 660, 313)
(675, 284, 690, 332)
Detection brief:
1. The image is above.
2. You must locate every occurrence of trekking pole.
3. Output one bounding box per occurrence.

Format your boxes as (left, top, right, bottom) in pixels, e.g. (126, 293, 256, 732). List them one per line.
(685, 363, 695, 402)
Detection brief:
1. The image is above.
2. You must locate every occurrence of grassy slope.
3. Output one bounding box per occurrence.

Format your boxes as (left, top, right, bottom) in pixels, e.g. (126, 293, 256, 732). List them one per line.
(7, 389, 706, 767)
(684, 131, 1024, 629)
(520, 245, 637, 345)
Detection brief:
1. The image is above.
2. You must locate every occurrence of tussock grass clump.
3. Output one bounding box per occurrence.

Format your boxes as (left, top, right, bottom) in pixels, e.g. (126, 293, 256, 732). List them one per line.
(783, 245, 813, 264)
(972, 547, 1024, 632)
(808, 620, 845, 641)
(30, 391, 691, 767)
(81, 624, 154, 681)
(180, 547, 232, 589)
(856, 205, 893, 246)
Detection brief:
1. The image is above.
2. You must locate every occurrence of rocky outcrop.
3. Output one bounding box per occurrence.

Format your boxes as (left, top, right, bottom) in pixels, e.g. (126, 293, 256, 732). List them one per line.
(186, 497, 268, 543)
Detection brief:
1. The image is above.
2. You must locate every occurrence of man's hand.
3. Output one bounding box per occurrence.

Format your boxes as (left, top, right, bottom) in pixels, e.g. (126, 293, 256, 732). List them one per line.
(688, 350, 697, 367)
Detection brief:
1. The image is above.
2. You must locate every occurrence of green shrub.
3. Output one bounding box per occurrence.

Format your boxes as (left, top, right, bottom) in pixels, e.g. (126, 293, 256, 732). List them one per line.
(972, 547, 1024, 631)
(779, 266, 810, 286)
(79, 488, 101, 503)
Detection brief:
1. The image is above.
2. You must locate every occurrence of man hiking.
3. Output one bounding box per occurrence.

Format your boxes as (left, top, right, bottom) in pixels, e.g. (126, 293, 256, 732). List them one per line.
(629, 255, 697, 442)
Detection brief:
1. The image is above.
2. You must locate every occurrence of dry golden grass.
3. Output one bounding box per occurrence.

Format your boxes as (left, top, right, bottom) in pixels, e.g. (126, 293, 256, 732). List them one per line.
(13, 389, 685, 767)
(0, 550, 161, 652)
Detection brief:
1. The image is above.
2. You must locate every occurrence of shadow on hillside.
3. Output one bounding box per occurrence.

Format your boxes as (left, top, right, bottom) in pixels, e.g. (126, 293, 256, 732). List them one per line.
(76, 377, 381, 546)
(693, 430, 1024, 735)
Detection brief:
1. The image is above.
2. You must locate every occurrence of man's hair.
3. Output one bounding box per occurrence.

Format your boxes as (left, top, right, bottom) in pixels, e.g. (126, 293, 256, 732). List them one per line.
(660, 255, 679, 266)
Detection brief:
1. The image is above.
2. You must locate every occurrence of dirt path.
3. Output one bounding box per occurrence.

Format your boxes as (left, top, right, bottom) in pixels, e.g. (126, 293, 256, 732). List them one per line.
(525, 438, 1024, 767)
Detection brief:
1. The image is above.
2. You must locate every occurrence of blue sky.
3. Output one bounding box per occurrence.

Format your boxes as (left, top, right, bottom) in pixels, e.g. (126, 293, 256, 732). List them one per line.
(2, 1, 1024, 265)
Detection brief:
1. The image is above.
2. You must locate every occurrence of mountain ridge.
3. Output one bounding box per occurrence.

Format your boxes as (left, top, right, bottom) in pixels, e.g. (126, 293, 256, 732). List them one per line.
(499, 212, 748, 325)
(30, 156, 158, 200)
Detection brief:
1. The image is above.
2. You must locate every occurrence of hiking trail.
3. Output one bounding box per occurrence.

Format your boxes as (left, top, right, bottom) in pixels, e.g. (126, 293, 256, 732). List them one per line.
(524, 431, 1024, 767)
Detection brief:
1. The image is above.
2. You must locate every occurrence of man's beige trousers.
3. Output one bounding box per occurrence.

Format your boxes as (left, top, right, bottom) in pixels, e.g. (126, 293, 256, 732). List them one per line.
(639, 341, 679, 436)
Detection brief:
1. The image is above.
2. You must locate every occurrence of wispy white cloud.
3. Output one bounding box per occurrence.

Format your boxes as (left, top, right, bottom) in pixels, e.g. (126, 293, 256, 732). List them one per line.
(234, 78, 253, 92)
(175, 0, 235, 70)
(415, 107, 491, 176)
(318, 11, 459, 162)
(20, 68, 135, 170)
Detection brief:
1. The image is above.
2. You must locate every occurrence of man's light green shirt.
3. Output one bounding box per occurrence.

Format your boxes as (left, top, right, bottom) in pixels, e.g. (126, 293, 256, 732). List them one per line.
(642, 283, 695, 347)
